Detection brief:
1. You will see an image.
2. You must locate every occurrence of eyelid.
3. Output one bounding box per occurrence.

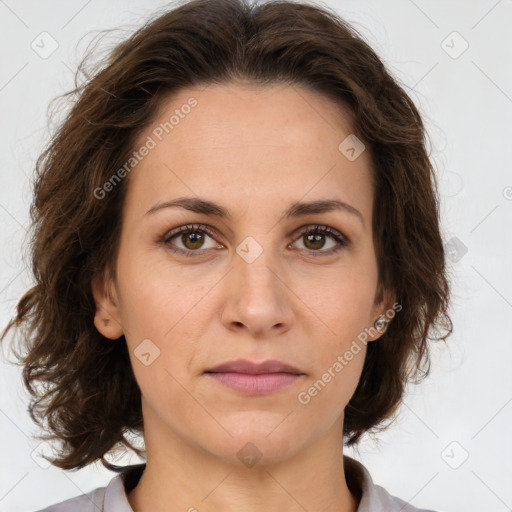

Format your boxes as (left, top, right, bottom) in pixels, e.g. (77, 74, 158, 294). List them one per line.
(161, 223, 221, 244)
(292, 224, 349, 242)
(291, 224, 350, 255)
(160, 222, 350, 256)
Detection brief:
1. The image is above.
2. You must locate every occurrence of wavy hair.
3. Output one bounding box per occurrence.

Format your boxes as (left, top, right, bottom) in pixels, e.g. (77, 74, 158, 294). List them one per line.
(1, 0, 452, 471)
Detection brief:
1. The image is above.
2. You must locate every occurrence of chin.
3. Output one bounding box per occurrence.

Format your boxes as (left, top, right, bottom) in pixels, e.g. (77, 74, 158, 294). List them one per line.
(202, 416, 311, 467)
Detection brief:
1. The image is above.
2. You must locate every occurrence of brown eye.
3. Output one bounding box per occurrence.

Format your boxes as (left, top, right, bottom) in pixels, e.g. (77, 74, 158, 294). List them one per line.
(291, 226, 349, 255)
(161, 223, 349, 258)
(179, 230, 206, 250)
(161, 224, 220, 256)
(303, 232, 328, 251)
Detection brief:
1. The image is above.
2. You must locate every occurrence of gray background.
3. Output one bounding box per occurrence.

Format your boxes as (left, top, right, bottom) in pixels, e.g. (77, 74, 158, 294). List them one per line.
(1, 1, 511, 511)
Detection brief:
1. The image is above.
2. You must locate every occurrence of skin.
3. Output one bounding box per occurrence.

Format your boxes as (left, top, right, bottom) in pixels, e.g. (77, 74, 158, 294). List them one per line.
(92, 81, 395, 512)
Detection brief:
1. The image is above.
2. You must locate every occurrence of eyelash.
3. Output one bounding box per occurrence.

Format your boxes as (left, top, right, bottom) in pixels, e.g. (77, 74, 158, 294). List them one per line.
(159, 223, 350, 258)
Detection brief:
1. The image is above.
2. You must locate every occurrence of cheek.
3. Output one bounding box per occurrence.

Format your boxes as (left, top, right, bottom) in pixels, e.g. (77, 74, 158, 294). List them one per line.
(115, 258, 207, 420)
(293, 260, 379, 340)
(114, 249, 224, 395)
(289, 257, 377, 404)
(295, 340, 366, 434)
(115, 244, 214, 337)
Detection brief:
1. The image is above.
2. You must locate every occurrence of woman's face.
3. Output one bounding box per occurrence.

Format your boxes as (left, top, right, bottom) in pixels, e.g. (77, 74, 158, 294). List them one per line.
(93, 82, 393, 465)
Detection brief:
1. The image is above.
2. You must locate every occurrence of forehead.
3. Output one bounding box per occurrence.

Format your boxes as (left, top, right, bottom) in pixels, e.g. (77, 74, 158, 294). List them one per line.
(144, 81, 356, 150)
(125, 82, 373, 221)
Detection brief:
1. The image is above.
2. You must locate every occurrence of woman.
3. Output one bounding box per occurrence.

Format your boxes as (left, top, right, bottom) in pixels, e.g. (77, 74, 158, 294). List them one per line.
(1, 0, 451, 510)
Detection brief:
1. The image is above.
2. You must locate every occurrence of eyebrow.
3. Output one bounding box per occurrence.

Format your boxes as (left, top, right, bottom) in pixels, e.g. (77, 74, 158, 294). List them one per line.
(145, 196, 364, 227)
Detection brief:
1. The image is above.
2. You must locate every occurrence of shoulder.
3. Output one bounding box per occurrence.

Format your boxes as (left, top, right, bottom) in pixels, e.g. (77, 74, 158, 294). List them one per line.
(367, 482, 438, 512)
(33, 463, 145, 512)
(33, 484, 107, 512)
(344, 455, 438, 512)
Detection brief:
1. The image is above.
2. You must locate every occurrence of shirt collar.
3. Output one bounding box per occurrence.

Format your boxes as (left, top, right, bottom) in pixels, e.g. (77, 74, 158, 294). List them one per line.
(103, 463, 146, 512)
(102, 456, 386, 512)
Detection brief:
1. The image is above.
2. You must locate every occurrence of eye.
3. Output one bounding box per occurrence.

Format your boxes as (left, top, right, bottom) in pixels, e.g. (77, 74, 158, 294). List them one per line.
(160, 223, 350, 257)
(160, 223, 221, 257)
(290, 225, 349, 255)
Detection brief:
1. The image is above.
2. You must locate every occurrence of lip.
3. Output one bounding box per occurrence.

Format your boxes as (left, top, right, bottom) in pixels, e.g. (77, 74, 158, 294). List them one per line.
(204, 359, 305, 395)
(205, 358, 304, 375)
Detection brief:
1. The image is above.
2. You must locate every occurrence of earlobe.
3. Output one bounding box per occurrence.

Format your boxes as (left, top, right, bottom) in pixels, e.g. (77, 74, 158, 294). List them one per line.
(92, 314, 124, 340)
(91, 272, 124, 340)
(367, 286, 397, 342)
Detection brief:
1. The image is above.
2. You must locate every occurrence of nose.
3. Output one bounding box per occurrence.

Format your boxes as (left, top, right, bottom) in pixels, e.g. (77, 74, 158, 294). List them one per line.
(220, 244, 294, 339)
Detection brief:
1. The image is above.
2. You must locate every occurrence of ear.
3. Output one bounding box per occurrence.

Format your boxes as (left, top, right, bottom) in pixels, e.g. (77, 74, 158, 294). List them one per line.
(91, 270, 124, 340)
(367, 284, 398, 342)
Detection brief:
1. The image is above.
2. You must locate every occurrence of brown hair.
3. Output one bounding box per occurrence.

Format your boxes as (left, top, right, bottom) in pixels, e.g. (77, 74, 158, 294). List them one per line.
(1, 0, 452, 471)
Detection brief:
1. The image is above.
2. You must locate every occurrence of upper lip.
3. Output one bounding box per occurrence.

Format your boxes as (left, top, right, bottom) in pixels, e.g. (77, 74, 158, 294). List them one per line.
(205, 359, 304, 375)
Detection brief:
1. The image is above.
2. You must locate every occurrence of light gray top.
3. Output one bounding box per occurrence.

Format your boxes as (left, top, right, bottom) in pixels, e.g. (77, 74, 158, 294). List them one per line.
(35, 455, 437, 512)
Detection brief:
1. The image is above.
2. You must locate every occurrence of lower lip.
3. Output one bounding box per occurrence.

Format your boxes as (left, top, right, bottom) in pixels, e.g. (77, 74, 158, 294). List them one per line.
(205, 372, 303, 395)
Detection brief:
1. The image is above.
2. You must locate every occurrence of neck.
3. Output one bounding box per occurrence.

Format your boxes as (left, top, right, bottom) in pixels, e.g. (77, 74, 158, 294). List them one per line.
(127, 412, 359, 512)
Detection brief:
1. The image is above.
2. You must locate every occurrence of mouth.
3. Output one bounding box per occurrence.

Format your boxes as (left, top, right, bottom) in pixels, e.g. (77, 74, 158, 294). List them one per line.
(204, 359, 306, 395)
